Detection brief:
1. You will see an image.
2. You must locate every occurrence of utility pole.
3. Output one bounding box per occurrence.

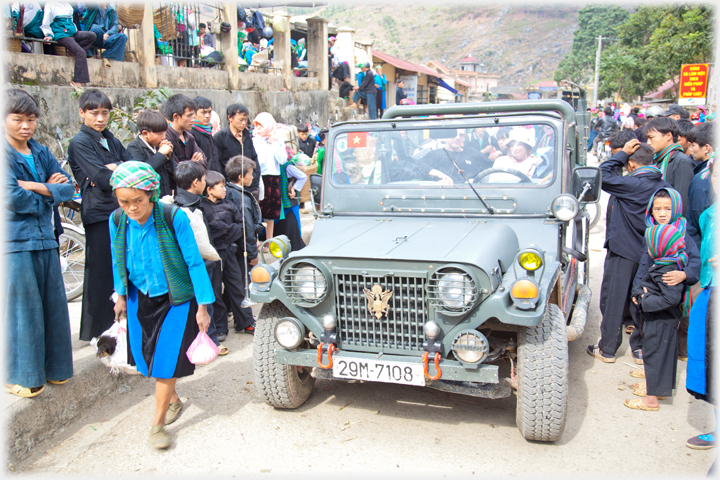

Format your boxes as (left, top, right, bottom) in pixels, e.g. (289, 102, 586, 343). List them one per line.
(593, 35, 604, 108)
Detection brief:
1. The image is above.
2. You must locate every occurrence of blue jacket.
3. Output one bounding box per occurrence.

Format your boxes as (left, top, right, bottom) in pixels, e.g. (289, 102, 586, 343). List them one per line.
(686, 160, 714, 250)
(5, 138, 74, 253)
(83, 5, 119, 35)
(600, 151, 671, 262)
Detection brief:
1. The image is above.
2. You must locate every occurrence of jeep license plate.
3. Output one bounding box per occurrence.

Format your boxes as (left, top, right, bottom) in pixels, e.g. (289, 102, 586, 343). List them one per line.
(333, 358, 426, 386)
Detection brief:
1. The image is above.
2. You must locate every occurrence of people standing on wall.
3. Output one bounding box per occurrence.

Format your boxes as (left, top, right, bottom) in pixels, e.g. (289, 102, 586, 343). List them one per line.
(40, 1, 96, 88)
(353, 63, 377, 120)
(68, 89, 130, 341)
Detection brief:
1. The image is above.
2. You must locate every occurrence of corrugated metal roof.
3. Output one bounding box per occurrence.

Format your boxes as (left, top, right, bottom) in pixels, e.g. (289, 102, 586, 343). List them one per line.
(372, 50, 440, 77)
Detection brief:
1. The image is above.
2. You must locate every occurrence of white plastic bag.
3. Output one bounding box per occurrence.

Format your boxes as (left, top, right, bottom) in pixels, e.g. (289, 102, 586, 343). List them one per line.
(160, 195, 221, 261)
(186, 331, 219, 365)
(90, 319, 139, 375)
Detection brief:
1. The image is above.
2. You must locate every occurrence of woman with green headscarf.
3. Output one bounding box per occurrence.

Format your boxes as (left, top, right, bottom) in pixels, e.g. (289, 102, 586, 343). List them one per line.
(109, 161, 214, 450)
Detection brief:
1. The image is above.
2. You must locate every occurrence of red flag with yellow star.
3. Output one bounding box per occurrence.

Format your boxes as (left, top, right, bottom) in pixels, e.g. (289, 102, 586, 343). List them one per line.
(348, 132, 367, 148)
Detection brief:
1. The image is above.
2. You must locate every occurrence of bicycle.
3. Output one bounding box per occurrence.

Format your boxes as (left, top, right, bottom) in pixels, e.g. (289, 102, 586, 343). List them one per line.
(54, 126, 86, 301)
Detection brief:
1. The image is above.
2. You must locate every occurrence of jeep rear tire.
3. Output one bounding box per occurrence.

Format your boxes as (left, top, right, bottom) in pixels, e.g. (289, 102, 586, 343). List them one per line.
(515, 303, 568, 442)
(253, 301, 316, 408)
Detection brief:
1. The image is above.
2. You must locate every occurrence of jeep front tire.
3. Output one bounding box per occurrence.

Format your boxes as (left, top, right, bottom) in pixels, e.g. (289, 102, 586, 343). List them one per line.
(515, 303, 568, 441)
(253, 301, 316, 408)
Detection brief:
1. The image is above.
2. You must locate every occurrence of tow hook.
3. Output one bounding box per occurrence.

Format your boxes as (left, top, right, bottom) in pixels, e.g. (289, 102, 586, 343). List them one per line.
(422, 321, 443, 380)
(422, 352, 442, 380)
(317, 314, 338, 369)
(317, 343, 336, 369)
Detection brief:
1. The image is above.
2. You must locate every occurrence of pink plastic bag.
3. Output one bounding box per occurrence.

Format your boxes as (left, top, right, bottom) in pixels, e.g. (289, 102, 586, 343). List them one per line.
(186, 331, 219, 365)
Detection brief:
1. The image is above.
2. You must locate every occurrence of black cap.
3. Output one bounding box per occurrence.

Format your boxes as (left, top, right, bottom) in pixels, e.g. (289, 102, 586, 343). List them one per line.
(660, 104, 689, 119)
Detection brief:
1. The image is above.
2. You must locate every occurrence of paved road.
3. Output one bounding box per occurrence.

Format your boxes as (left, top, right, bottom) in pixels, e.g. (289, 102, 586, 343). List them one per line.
(16, 180, 716, 476)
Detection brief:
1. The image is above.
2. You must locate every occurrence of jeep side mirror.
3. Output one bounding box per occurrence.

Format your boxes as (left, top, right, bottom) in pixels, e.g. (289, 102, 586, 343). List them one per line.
(309, 173, 323, 214)
(572, 166, 601, 203)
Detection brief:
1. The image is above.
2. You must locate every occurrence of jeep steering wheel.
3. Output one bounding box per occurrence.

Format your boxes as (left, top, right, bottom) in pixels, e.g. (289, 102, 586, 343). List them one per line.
(475, 167, 533, 184)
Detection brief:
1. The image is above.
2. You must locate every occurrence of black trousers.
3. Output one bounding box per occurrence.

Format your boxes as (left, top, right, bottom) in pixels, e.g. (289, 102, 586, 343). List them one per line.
(209, 260, 227, 336)
(218, 245, 254, 332)
(644, 319, 679, 397)
(79, 221, 116, 341)
(599, 251, 640, 356)
(57, 31, 96, 84)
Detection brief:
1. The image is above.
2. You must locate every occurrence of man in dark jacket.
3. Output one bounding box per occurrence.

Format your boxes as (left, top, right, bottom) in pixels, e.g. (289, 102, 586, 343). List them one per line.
(213, 103, 261, 199)
(645, 117, 695, 216)
(190, 96, 222, 173)
(339, 76, 354, 102)
(588, 139, 671, 363)
(591, 106, 619, 155)
(126, 109, 176, 197)
(160, 94, 207, 170)
(686, 122, 715, 249)
(353, 63, 377, 119)
(396, 79, 407, 105)
(68, 89, 131, 341)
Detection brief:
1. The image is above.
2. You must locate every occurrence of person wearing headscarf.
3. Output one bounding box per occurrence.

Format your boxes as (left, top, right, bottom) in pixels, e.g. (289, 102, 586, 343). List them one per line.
(630, 187, 700, 365)
(109, 161, 214, 450)
(374, 64, 387, 118)
(252, 112, 287, 239)
(626, 223, 688, 411)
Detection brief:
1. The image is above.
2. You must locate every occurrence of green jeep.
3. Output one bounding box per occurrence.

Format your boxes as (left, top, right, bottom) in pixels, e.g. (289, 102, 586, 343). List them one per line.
(249, 86, 601, 442)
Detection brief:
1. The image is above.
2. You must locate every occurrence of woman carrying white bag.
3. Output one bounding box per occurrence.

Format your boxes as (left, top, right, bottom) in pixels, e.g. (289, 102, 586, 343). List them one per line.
(109, 161, 215, 450)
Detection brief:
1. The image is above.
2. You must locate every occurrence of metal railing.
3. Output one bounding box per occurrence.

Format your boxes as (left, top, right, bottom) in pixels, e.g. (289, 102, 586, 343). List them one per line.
(153, 1, 225, 70)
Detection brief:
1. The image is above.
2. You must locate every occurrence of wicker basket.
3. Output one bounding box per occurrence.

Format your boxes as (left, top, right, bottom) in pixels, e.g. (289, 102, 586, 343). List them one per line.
(272, 15, 288, 33)
(117, 4, 145, 29)
(7, 36, 22, 52)
(153, 6, 180, 41)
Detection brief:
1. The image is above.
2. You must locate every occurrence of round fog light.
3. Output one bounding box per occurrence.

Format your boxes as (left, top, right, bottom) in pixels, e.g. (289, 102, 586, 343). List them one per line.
(452, 330, 489, 364)
(275, 318, 304, 349)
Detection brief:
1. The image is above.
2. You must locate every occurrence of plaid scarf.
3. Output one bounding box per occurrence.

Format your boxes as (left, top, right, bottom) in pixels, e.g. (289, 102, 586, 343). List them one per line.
(645, 187, 687, 235)
(629, 164, 662, 177)
(645, 224, 688, 269)
(191, 120, 212, 136)
(110, 161, 161, 202)
(701, 151, 715, 180)
(653, 143, 683, 179)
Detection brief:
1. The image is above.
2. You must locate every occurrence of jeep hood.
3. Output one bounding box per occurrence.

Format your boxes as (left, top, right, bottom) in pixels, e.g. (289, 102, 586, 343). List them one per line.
(293, 218, 520, 275)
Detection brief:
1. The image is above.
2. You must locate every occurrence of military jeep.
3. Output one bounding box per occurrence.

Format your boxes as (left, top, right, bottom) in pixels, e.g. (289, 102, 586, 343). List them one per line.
(249, 87, 600, 442)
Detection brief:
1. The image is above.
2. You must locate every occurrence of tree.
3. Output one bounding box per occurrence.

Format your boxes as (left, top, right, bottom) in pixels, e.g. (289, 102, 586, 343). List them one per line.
(554, 5, 630, 84)
(596, 5, 713, 102)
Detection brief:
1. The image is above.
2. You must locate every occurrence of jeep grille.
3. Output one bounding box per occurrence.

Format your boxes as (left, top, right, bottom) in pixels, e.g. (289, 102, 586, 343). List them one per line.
(334, 274, 427, 353)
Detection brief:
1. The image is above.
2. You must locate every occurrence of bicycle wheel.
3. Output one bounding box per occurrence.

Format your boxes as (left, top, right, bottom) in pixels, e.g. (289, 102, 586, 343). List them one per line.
(58, 229, 86, 302)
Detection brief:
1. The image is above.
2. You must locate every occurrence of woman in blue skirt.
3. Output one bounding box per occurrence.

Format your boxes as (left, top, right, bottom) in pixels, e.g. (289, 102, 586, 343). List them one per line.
(109, 161, 214, 450)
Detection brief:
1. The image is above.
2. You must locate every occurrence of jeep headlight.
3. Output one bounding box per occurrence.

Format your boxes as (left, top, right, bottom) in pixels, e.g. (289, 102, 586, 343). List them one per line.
(428, 268, 477, 314)
(452, 330, 489, 364)
(519, 251, 543, 271)
(275, 318, 305, 349)
(551, 194, 579, 221)
(284, 263, 328, 306)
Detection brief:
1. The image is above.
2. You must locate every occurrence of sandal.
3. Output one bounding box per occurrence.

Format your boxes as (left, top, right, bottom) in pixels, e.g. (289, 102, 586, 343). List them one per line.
(6, 384, 45, 398)
(47, 379, 69, 385)
(625, 325, 635, 334)
(624, 398, 658, 411)
(632, 387, 666, 399)
(629, 369, 645, 379)
(218, 345, 229, 356)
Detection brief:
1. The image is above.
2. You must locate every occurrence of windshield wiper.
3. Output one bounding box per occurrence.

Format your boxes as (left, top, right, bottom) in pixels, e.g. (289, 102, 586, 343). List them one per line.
(442, 149, 495, 214)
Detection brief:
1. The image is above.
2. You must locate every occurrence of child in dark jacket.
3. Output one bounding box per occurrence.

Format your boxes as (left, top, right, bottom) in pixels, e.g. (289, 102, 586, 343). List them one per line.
(626, 224, 688, 411)
(202, 171, 256, 334)
(224, 156, 264, 270)
(127, 109, 176, 197)
(631, 188, 701, 361)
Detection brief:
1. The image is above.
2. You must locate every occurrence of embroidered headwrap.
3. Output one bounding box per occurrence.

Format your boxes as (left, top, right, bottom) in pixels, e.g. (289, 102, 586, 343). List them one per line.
(629, 164, 663, 178)
(645, 187, 686, 235)
(645, 224, 688, 269)
(110, 161, 161, 202)
(253, 112, 278, 143)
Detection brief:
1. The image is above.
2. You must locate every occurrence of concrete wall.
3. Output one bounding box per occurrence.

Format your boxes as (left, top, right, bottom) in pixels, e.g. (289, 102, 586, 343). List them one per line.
(13, 84, 350, 157)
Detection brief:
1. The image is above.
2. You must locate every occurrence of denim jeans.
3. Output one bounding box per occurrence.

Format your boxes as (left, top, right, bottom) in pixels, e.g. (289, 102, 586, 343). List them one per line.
(366, 91, 378, 120)
(6, 249, 73, 388)
(88, 26, 127, 62)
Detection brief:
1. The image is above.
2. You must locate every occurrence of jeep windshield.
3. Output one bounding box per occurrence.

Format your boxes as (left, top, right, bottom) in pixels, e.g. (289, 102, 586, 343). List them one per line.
(328, 122, 557, 188)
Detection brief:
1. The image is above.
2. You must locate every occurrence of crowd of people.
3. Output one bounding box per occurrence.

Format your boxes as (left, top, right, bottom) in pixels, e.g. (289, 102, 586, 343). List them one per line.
(4, 86, 326, 449)
(587, 104, 716, 454)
